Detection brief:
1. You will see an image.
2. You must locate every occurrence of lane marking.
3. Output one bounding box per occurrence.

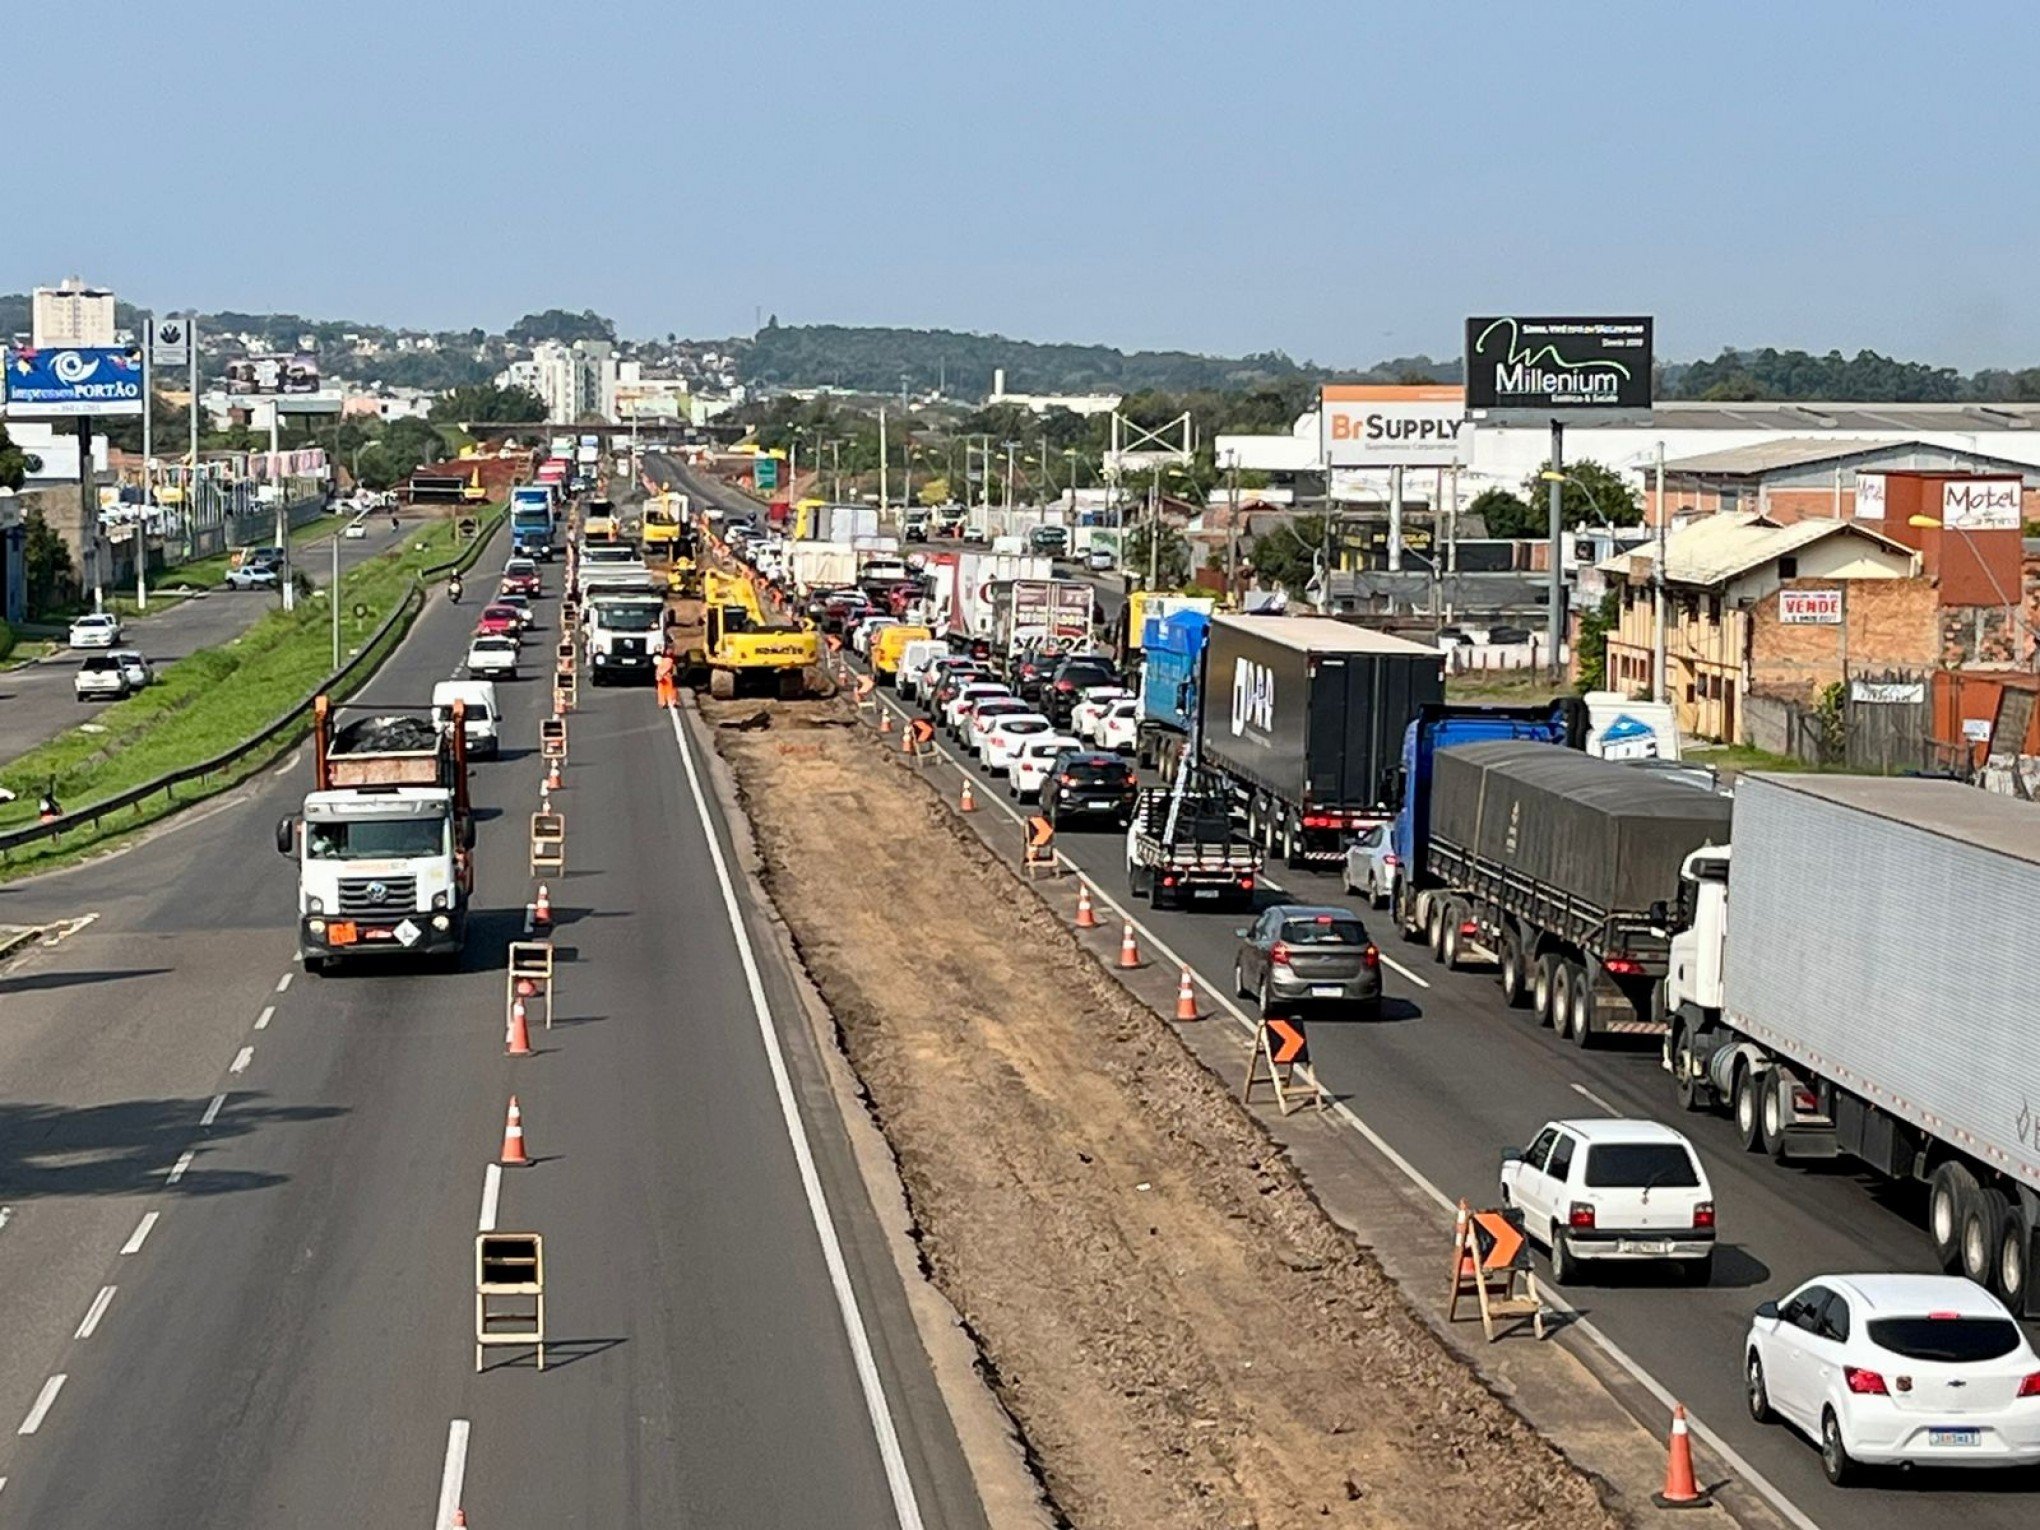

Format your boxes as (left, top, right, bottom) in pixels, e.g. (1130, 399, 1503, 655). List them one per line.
(74, 1286, 116, 1340)
(165, 1150, 195, 1185)
(0, 1207, 11, 1234)
(120, 1212, 159, 1255)
(1378, 952, 1431, 989)
(229, 1045, 254, 1074)
(270, 757, 297, 779)
(668, 706, 927, 1530)
(477, 1164, 501, 1233)
(870, 675, 1823, 1530)
(254, 1005, 275, 1031)
(274, 972, 293, 993)
(1570, 1081, 1620, 1115)
(200, 1093, 226, 1127)
(434, 1419, 470, 1530)
(17, 1376, 64, 1435)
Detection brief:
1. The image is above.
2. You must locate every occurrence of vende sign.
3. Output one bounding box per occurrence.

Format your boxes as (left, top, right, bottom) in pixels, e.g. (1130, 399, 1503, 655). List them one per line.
(1779, 588, 1843, 625)
(1941, 477, 2022, 532)
(1320, 384, 1468, 467)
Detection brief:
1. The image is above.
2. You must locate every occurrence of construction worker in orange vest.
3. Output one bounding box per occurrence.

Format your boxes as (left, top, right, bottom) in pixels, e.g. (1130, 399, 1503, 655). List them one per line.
(654, 646, 678, 710)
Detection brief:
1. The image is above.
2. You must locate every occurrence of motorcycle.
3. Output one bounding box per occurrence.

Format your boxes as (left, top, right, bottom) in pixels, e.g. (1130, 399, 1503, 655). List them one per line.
(447, 576, 464, 605)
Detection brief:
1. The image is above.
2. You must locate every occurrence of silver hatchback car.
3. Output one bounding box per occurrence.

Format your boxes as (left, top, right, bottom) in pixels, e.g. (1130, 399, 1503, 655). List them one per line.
(1233, 904, 1382, 1019)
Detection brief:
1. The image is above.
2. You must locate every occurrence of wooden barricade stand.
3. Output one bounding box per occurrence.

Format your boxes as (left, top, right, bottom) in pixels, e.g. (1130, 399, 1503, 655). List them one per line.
(1446, 1200, 1546, 1342)
(1241, 1015, 1327, 1115)
(556, 639, 576, 676)
(853, 674, 877, 716)
(554, 671, 578, 713)
(540, 717, 567, 763)
(507, 939, 556, 1030)
(900, 717, 936, 766)
(561, 604, 579, 637)
(1022, 815, 1058, 879)
(530, 811, 566, 875)
(476, 1231, 546, 1370)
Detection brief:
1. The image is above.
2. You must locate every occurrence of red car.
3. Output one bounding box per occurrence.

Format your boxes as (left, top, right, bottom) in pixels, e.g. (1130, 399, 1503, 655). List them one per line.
(499, 565, 541, 598)
(475, 604, 522, 638)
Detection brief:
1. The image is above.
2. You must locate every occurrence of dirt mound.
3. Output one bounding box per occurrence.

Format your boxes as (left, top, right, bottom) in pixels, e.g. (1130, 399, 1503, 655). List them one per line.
(706, 696, 1619, 1529)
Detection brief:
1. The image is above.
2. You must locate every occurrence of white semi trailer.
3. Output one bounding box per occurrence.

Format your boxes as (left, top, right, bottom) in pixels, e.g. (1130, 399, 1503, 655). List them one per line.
(1665, 773, 2040, 1312)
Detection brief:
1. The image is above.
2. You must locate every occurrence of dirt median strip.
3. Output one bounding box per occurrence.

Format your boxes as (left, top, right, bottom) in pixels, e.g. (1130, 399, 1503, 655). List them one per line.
(705, 695, 1620, 1530)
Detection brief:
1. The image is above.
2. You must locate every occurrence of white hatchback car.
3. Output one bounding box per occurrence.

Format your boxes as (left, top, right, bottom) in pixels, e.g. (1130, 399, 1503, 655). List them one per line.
(68, 612, 122, 649)
(1071, 685, 1133, 743)
(1499, 1118, 1715, 1285)
(1746, 1273, 2040, 1483)
(979, 712, 1054, 775)
(945, 682, 1011, 737)
(1341, 822, 1400, 908)
(73, 653, 130, 701)
(1098, 697, 1141, 755)
(1011, 735, 1083, 800)
(963, 697, 1032, 755)
(466, 634, 520, 679)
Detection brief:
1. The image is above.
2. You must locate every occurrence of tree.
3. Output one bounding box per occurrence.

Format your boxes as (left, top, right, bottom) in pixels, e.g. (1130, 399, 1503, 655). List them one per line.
(432, 384, 546, 424)
(23, 508, 74, 618)
(1121, 520, 1192, 587)
(506, 309, 615, 346)
(1516, 458, 1641, 533)
(1573, 587, 1622, 693)
(0, 424, 40, 490)
(1244, 513, 1327, 597)
(1465, 486, 1536, 538)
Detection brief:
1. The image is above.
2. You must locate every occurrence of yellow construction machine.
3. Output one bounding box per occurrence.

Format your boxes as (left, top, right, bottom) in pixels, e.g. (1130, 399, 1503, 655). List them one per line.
(685, 569, 822, 699)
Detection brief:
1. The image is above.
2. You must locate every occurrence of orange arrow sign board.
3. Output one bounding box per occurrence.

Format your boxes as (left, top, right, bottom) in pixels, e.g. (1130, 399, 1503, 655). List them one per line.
(1267, 1018, 1309, 1066)
(1472, 1210, 1526, 1271)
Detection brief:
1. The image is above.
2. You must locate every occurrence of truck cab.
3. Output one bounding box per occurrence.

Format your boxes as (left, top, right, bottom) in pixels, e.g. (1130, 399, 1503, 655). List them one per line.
(584, 593, 667, 684)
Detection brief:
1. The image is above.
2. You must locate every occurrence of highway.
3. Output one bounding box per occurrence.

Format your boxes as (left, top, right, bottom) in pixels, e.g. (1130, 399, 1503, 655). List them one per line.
(0, 516, 409, 769)
(659, 457, 2040, 1530)
(0, 518, 987, 1525)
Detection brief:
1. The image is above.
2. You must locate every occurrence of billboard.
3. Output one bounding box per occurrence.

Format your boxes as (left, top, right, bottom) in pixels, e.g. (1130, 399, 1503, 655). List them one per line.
(1854, 472, 1886, 520)
(1464, 316, 1653, 420)
(3, 345, 145, 417)
(1320, 385, 1467, 467)
(1941, 477, 2022, 532)
(224, 352, 321, 395)
(1779, 588, 1843, 625)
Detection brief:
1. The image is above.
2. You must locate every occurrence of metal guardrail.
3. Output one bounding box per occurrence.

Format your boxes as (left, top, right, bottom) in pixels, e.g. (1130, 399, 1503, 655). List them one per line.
(0, 510, 506, 861)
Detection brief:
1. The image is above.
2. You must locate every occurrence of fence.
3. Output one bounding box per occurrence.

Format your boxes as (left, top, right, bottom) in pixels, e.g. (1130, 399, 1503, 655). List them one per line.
(1743, 672, 1971, 776)
(0, 509, 504, 862)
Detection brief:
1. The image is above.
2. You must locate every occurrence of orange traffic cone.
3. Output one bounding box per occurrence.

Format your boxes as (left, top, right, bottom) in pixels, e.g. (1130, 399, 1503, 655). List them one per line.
(453, 1513, 467, 1528)
(879, 711, 893, 734)
(960, 780, 977, 813)
(532, 883, 553, 928)
(506, 997, 533, 1057)
(1175, 967, 1200, 1021)
(1651, 1403, 1711, 1508)
(1118, 920, 1142, 969)
(500, 1097, 530, 1166)
(1074, 882, 1099, 929)
(546, 756, 562, 790)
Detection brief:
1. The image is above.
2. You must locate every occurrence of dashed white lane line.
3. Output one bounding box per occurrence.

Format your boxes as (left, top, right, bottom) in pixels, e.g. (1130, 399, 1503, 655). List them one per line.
(0, 1207, 11, 1234)
(254, 1004, 275, 1031)
(1377, 952, 1430, 989)
(165, 1150, 195, 1186)
(229, 1045, 254, 1074)
(1570, 1081, 1620, 1115)
(73, 1286, 116, 1340)
(120, 1212, 159, 1256)
(435, 1419, 471, 1530)
(477, 1164, 501, 1234)
(200, 1093, 227, 1127)
(274, 972, 293, 993)
(17, 1376, 63, 1435)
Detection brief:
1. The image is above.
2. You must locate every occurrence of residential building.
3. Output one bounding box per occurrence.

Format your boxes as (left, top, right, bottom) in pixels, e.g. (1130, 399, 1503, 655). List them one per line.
(1644, 438, 2040, 526)
(509, 339, 618, 425)
(31, 277, 117, 347)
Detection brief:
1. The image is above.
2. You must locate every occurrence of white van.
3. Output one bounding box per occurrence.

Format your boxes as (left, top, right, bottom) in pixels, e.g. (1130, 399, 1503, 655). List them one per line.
(432, 679, 502, 759)
(896, 638, 950, 701)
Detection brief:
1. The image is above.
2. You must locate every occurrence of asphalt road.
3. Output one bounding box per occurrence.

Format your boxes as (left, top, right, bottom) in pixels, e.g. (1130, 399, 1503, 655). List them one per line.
(0, 516, 410, 769)
(802, 601, 2040, 1530)
(0, 522, 985, 1525)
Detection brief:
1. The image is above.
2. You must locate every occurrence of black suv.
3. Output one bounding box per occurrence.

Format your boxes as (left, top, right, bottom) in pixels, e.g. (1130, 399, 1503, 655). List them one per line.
(1043, 655, 1118, 725)
(1042, 750, 1139, 829)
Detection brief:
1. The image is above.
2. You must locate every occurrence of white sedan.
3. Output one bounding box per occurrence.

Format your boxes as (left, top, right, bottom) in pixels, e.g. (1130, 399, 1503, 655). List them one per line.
(1011, 734, 1082, 800)
(979, 712, 1055, 775)
(1746, 1272, 2040, 1483)
(944, 681, 1011, 736)
(1098, 697, 1141, 755)
(1071, 685, 1133, 743)
(68, 612, 122, 649)
(963, 697, 1033, 754)
(466, 634, 520, 679)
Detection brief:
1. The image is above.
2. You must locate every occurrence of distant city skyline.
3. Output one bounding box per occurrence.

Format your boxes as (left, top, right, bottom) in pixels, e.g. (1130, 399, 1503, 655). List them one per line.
(13, 1, 2040, 371)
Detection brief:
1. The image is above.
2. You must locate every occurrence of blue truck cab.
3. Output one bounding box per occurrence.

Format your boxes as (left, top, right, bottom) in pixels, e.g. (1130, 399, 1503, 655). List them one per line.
(510, 486, 557, 561)
(1134, 608, 1207, 773)
(1392, 699, 1585, 927)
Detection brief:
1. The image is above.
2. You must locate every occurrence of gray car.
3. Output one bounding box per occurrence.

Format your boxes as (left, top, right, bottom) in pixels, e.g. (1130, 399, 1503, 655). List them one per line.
(1233, 904, 1382, 1019)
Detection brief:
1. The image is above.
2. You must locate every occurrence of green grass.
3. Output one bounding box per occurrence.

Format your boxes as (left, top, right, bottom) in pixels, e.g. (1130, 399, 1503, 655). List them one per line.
(1681, 743, 1811, 777)
(0, 510, 500, 874)
(1444, 668, 1569, 703)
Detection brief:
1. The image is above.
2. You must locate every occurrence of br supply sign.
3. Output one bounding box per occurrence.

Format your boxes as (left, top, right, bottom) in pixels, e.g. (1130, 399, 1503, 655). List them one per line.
(1320, 385, 1468, 468)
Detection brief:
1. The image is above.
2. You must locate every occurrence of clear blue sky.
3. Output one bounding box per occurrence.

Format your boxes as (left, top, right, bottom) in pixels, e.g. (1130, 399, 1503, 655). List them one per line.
(14, 1, 2039, 370)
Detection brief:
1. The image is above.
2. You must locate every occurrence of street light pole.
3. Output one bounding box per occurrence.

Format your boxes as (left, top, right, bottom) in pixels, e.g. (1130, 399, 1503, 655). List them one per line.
(331, 532, 341, 669)
(1653, 441, 1668, 703)
(1546, 422, 1565, 682)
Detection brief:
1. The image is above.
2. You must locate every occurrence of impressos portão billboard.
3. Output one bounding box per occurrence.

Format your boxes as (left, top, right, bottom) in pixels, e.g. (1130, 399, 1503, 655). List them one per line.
(224, 353, 321, 395)
(3, 346, 145, 417)
(1320, 385, 1468, 467)
(1941, 477, 2022, 532)
(1464, 316, 1653, 420)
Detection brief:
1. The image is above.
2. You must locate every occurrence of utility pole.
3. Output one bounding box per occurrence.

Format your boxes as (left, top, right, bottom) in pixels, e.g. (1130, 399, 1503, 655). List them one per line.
(138, 316, 152, 611)
(80, 417, 102, 613)
(188, 314, 201, 560)
(1003, 440, 1018, 517)
(1387, 463, 1404, 574)
(1653, 440, 1668, 704)
(1225, 453, 1241, 598)
(1147, 469, 1160, 589)
(1546, 421, 1565, 683)
(331, 531, 341, 669)
(878, 408, 888, 513)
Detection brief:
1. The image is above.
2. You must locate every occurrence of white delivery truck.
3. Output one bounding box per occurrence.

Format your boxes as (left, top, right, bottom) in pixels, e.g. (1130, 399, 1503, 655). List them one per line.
(1665, 773, 2040, 1311)
(583, 591, 668, 685)
(789, 541, 858, 592)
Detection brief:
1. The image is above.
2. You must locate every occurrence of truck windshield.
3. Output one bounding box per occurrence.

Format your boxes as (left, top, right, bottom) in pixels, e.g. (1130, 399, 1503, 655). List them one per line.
(306, 819, 446, 860)
(595, 604, 664, 632)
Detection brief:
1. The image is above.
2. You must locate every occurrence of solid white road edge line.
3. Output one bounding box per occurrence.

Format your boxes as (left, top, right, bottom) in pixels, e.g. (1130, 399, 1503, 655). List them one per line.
(74, 1286, 115, 1340)
(478, 1164, 502, 1234)
(872, 681, 1824, 1530)
(668, 706, 926, 1530)
(120, 1212, 159, 1256)
(17, 1376, 63, 1436)
(435, 1419, 470, 1530)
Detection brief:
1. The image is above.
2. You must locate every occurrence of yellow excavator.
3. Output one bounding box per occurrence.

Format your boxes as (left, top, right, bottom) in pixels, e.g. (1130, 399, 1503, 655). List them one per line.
(685, 569, 822, 699)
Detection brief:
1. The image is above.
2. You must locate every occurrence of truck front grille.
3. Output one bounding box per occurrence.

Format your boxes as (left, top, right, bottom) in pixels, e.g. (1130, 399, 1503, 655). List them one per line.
(336, 876, 418, 914)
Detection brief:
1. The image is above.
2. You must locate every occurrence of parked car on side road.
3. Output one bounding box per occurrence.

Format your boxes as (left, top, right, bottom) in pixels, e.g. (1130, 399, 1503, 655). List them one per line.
(68, 612, 123, 649)
(73, 653, 130, 701)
